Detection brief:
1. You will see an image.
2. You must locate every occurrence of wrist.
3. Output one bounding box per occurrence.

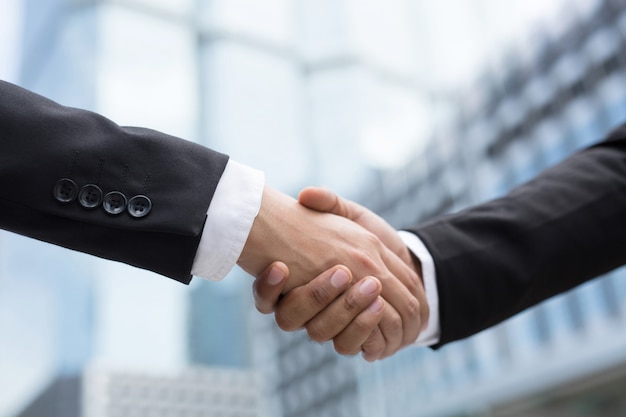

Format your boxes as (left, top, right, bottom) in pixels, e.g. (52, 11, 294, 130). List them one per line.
(237, 186, 297, 277)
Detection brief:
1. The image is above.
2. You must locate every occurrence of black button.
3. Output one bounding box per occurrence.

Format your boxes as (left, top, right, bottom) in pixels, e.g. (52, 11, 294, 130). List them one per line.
(53, 178, 78, 203)
(103, 191, 127, 215)
(128, 195, 152, 218)
(78, 184, 103, 209)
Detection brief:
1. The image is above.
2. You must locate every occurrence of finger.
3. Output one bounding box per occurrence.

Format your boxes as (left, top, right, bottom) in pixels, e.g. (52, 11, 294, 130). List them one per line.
(361, 320, 387, 362)
(275, 265, 353, 332)
(351, 244, 421, 358)
(298, 187, 359, 220)
(305, 277, 382, 343)
(298, 186, 337, 212)
(331, 296, 384, 357)
(379, 247, 426, 348)
(301, 186, 425, 354)
(372, 299, 404, 359)
(253, 262, 289, 314)
(300, 186, 409, 258)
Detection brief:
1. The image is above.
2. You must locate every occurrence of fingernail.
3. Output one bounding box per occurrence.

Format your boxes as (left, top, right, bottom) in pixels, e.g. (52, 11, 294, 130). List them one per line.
(267, 267, 285, 285)
(367, 298, 384, 313)
(359, 278, 379, 295)
(330, 269, 350, 288)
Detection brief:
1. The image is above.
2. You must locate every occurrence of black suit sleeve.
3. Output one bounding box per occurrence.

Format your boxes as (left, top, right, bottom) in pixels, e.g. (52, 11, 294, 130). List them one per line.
(0, 80, 229, 283)
(410, 126, 626, 347)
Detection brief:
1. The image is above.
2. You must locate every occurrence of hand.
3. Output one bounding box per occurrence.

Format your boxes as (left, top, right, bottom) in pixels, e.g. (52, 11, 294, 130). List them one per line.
(253, 262, 385, 355)
(238, 186, 423, 359)
(298, 187, 429, 359)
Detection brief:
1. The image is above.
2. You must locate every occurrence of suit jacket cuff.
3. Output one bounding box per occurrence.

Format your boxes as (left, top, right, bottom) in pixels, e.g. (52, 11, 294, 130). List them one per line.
(191, 160, 265, 281)
(398, 230, 441, 346)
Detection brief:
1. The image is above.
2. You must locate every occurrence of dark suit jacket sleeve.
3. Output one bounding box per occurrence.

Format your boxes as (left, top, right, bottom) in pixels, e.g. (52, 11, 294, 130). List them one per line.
(0, 80, 229, 283)
(410, 126, 626, 347)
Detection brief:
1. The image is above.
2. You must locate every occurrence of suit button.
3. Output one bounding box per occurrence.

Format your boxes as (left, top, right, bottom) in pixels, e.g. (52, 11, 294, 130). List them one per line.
(78, 184, 103, 209)
(128, 195, 152, 218)
(53, 178, 78, 203)
(103, 191, 127, 215)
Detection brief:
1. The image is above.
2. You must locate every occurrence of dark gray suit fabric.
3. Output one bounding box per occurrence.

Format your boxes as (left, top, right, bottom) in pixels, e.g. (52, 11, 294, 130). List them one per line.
(0, 81, 229, 283)
(412, 127, 626, 347)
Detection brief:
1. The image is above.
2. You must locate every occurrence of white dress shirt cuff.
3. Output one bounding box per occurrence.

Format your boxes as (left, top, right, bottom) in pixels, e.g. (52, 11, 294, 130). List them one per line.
(191, 159, 265, 281)
(398, 230, 441, 346)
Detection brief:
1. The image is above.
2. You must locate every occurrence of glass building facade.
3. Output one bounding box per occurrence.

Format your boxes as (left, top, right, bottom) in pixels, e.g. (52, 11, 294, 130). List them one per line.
(352, 1, 626, 416)
(2, 0, 626, 416)
(82, 368, 259, 417)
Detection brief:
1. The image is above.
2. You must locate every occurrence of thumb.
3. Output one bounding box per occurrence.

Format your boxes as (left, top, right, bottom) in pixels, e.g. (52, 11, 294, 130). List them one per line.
(253, 261, 289, 314)
(299, 186, 359, 220)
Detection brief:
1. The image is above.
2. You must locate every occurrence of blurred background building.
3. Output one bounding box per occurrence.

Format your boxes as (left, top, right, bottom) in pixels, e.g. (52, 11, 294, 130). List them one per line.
(82, 368, 259, 417)
(1, 0, 626, 416)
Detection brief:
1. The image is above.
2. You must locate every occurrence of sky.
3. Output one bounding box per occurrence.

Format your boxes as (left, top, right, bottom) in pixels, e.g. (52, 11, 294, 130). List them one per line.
(0, 0, 23, 83)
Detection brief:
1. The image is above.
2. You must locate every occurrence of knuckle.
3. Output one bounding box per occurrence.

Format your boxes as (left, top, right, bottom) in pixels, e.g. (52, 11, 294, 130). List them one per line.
(364, 329, 381, 346)
(274, 309, 299, 332)
(255, 301, 271, 315)
(309, 285, 332, 308)
(346, 246, 364, 262)
(333, 339, 359, 356)
(351, 314, 378, 335)
(404, 296, 421, 321)
(380, 312, 403, 337)
(306, 321, 331, 343)
(362, 256, 379, 272)
(403, 301, 422, 346)
(362, 331, 385, 359)
(351, 249, 378, 272)
(403, 273, 420, 295)
(363, 231, 382, 249)
(341, 292, 362, 313)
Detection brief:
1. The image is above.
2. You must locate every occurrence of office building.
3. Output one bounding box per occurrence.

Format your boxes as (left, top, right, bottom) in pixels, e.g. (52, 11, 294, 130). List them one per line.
(354, 0, 626, 416)
(15, 376, 82, 417)
(5, 0, 626, 416)
(83, 367, 259, 417)
(188, 274, 253, 368)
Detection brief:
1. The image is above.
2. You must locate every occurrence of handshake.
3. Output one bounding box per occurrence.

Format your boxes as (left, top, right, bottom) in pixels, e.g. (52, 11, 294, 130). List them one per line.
(4, 80, 617, 362)
(236, 186, 429, 362)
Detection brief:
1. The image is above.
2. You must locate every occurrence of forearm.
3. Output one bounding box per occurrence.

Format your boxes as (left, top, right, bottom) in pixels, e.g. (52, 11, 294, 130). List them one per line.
(413, 134, 626, 346)
(0, 80, 228, 281)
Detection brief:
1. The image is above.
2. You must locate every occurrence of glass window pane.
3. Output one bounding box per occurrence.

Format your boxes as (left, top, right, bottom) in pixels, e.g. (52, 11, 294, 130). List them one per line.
(98, 5, 198, 140)
(200, 42, 307, 191)
(200, 0, 294, 46)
